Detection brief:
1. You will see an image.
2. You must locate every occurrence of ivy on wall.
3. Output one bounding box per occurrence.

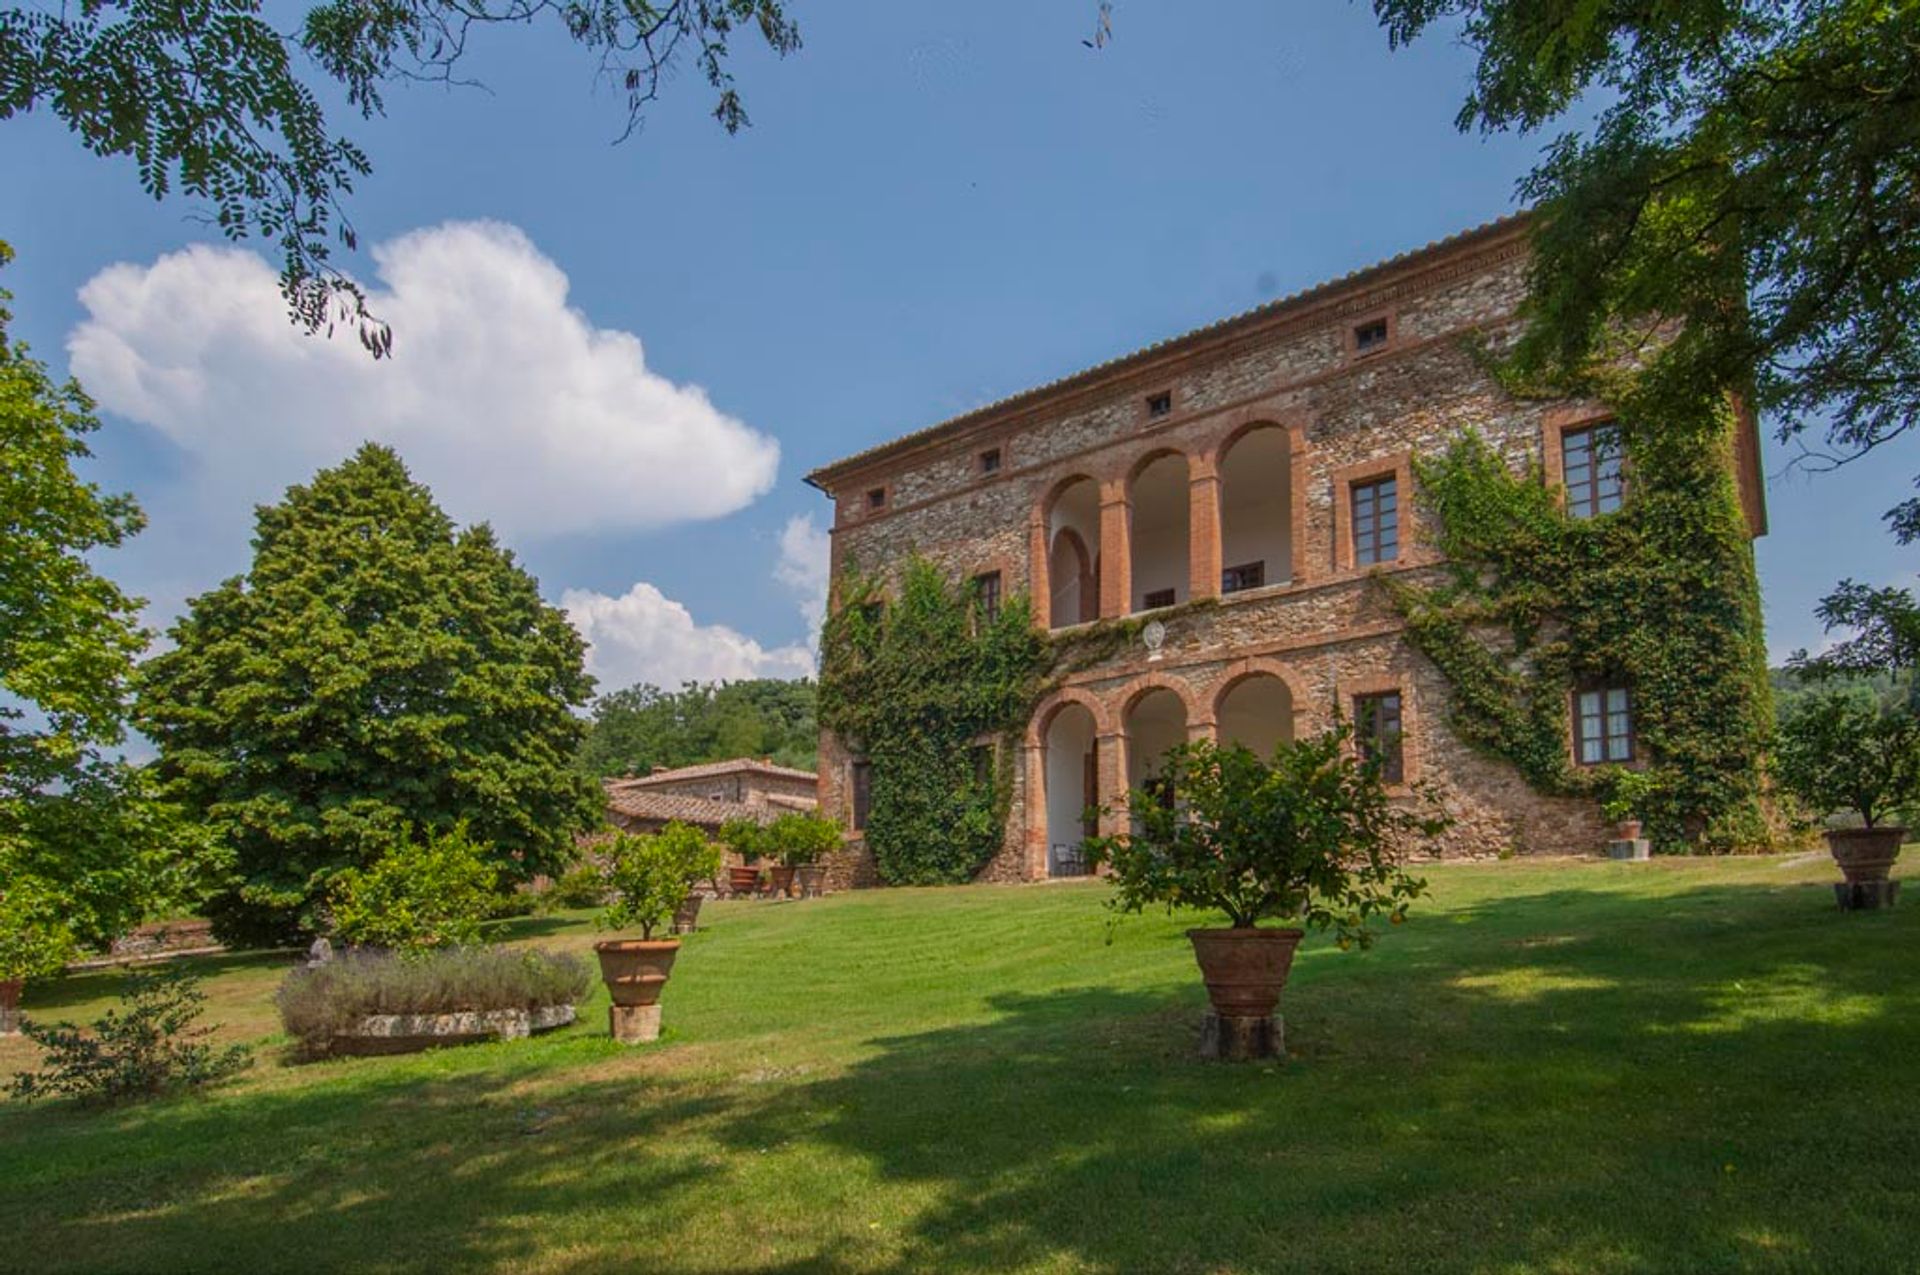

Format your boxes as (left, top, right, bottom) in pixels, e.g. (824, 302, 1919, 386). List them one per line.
(819, 554, 1216, 884)
(1386, 383, 1773, 850)
(818, 559, 1050, 884)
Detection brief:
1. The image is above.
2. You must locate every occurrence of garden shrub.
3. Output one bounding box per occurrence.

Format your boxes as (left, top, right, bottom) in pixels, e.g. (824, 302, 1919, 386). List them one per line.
(718, 815, 770, 863)
(540, 864, 609, 912)
(9, 967, 252, 1105)
(275, 947, 591, 1054)
(328, 824, 498, 951)
(602, 823, 723, 938)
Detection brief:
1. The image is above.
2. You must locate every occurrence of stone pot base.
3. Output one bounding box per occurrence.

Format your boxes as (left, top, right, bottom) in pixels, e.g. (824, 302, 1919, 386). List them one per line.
(1607, 838, 1650, 861)
(327, 1003, 576, 1057)
(1200, 1011, 1284, 1061)
(610, 1003, 663, 1044)
(1836, 880, 1900, 911)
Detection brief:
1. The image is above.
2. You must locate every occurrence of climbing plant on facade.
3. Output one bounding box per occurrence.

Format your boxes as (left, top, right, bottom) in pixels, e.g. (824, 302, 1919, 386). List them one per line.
(1386, 387, 1771, 850)
(818, 558, 1051, 885)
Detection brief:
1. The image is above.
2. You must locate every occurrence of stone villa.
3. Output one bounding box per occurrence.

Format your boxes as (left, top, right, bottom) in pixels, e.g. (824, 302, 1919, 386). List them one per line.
(805, 216, 1767, 883)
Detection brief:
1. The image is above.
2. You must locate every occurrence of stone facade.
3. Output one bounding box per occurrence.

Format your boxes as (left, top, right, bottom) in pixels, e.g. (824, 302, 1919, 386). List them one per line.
(805, 216, 1768, 883)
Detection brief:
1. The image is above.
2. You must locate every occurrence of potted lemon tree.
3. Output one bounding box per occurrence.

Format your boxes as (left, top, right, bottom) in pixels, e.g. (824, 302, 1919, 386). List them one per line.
(719, 816, 770, 897)
(594, 822, 723, 1043)
(770, 812, 843, 898)
(1777, 690, 1920, 910)
(1083, 729, 1441, 1060)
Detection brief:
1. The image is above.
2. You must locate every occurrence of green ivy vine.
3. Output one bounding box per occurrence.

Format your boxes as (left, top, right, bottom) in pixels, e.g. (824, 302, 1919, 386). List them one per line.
(818, 555, 1216, 884)
(1387, 380, 1773, 850)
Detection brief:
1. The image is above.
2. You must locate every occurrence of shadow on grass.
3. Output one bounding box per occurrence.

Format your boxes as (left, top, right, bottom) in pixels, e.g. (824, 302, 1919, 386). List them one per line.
(21, 950, 298, 1014)
(3, 878, 1916, 1273)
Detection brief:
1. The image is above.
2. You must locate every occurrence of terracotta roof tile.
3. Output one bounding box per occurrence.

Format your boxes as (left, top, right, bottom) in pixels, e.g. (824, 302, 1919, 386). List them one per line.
(604, 790, 780, 830)
(606, 757, 819, 789)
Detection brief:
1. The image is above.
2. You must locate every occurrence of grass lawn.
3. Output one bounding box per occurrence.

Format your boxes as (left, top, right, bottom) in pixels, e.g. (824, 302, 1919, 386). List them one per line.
(1, 854, 1916, 1273)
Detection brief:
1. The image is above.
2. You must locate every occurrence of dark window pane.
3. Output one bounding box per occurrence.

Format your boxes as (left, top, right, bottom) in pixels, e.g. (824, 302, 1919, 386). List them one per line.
(1352, 476, 1398, 566)
(1222, 561, 1265, 594)
(1573, 684, 1633, 765)
(850, 760, 872, 830)
(974, 571, 1002, 623)
(1355, 691, 1405, 783)
(1142, 587, 1176, 609)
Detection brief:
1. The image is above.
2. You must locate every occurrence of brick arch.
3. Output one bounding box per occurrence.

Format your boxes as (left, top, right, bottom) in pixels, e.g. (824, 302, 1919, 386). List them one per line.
(1038, 471, 1102, 521)
(1202, 405, 1310, 469)
(1113, 671, 1207, 729)
(1126, 445, 1190, 487)
(1212, 658, 1317, 733)
(1026, 687, 1114, 748)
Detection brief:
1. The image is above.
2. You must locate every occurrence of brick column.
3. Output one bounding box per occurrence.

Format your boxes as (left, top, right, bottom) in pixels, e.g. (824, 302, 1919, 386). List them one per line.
(1098, 480, 1131, 618)
(1188, 716, 1218, 744)
(1028, 513, 1051, 630)
(1188, 455, 1222, 603)
(1022, 741, 1047, 879)
(1096, 730, 1129, 837)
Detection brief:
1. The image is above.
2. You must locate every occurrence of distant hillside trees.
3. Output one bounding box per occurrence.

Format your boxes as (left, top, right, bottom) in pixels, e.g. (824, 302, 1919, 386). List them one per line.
(579, 680, 818, 778)
(137, 444, 602, 945)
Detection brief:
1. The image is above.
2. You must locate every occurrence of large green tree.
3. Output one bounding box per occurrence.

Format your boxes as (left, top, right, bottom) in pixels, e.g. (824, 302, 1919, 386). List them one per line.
(0, 0, 800, 345)
(0, 242, 217, 974)
(137, 443, 601, 944)
(1375, 0, 1920, 536)
(579, 678, 817, 777)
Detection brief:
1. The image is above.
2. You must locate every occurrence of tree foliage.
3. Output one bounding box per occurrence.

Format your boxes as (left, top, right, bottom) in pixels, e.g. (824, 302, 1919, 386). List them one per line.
(579, 678, 817, 777)
(818, 558, 1051, 886)
(0, 242, 221, 966)
(1776, 689, 1920, 829)
(1082, 733, 1436, 945)
(1375, 0, 1920, 538)
(0, 0, 800, 344)
(137, 443, 601, 945)
(766, 810, 839, 867)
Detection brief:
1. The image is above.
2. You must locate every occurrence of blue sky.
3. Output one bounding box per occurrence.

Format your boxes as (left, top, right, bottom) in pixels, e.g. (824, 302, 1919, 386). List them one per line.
(0, 1, 1907, 688)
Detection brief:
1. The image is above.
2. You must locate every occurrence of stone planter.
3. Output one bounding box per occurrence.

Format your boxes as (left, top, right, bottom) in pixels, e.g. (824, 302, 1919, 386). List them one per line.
(727, 865, 762, 897)
(794, 864, 828, 899)
(327, 1003, 575, 1057)
(0, 978, 21, 1037)
(1187, 927, 1304, 1060)
(1827, 826, 1904, 883)
(672, 894, 703, 935)
(767, 865, 797, 898)
(595, 938, 681, 1043)
(1827, 826, 1904, 910)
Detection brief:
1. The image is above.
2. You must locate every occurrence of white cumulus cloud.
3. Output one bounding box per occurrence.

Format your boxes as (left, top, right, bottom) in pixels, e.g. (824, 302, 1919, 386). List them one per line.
(68, 220, 779, 541)
(564, 582, 817, 691)
(774, 513, 832, 639)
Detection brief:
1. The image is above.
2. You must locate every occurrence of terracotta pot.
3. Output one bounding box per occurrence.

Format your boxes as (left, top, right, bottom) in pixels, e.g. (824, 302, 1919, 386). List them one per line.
(1186, 928, 1305, 1018)
(727, 864, 762, 896)
(671, 894, 703, 935)
(1826, 826, 1905, 884)
(1615, 819, 1643, 841)
(794, 864, 828, 899)
(0, 978, 20, 1037)
(768, 865, 797, 898)
(594, 939, 681, 1008)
